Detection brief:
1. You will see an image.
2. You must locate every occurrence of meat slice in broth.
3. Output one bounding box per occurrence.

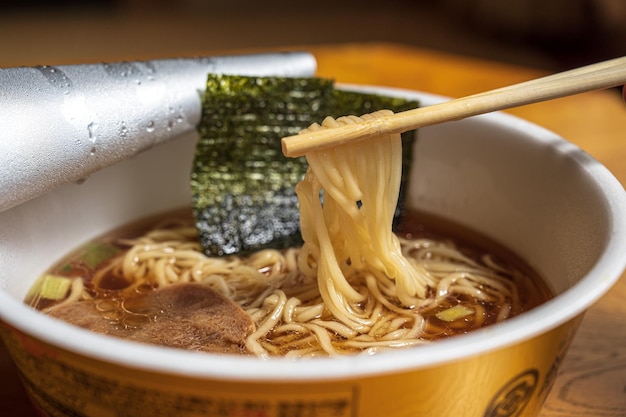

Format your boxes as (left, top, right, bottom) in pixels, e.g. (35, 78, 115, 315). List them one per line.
(48, 283, 254, 355)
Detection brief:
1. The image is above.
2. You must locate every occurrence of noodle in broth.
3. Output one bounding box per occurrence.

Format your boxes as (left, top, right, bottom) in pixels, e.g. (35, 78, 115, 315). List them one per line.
(30, 210, 547, 357)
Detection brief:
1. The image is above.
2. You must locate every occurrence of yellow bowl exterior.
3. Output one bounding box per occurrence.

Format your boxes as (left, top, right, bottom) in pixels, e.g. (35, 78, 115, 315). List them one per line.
(1, 315, 583, 417)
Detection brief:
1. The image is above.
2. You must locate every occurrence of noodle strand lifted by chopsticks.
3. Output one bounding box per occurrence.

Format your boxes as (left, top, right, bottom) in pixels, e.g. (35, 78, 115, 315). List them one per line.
(295, 111, 433, 330)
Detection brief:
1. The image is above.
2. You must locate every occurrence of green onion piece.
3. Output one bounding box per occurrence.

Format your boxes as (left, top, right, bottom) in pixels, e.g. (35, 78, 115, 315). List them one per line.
(81, 242, 119, 269)
(435, 304, 474, 322)
(25, 274, 45, 305)
(39, 274, 73, 301)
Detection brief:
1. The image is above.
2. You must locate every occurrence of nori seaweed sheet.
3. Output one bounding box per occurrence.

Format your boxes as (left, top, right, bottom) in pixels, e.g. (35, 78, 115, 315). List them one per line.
(192, 75, 419, 256)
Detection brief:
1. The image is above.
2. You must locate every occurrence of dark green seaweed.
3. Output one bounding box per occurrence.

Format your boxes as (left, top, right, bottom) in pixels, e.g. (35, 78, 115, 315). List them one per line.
(192, 75, 419, 256)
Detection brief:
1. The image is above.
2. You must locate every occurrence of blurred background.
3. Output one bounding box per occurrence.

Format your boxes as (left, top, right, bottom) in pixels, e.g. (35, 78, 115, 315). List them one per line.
(0, 0, 625, 71)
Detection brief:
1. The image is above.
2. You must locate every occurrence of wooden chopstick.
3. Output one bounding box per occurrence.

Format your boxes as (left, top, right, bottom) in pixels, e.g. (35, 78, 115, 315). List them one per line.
(281, 56, 626, 158)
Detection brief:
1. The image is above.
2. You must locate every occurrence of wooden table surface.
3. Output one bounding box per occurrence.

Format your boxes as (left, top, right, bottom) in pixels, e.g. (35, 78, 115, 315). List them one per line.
(1, 43, 625, 416)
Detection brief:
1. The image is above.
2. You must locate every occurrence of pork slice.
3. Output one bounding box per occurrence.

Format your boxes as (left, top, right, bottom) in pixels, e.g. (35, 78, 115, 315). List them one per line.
(48, 283, 254, 355)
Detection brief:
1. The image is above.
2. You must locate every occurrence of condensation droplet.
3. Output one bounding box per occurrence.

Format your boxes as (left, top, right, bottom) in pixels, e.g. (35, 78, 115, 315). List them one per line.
(87, 122, 98, 155)
(87, 122, 98, 143)
(120, 122, 128, 138)
(146, 121, 155, 133)
(37, 65, 73, 94)
(166, 120, 174, 131)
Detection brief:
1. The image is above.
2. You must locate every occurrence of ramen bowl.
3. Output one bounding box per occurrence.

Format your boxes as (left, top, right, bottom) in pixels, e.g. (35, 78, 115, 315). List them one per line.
(0, 86, 625, 417)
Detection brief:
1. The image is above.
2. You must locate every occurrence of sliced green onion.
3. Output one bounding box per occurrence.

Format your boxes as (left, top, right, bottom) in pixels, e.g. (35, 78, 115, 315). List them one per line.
(39, 274, 73, 300)
(435, 304, 474, 322)
(25, 275, 45, 304)
(81, 242, 119, 269)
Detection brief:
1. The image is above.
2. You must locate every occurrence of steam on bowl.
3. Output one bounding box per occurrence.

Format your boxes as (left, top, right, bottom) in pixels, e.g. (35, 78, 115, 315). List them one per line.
(0, 86, 625, 417)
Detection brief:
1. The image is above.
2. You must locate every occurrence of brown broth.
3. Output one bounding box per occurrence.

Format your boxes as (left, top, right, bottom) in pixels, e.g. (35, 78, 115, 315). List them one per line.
(396, 209, 553, 339)
(27, 207, 553, 353)
(27, 208, 194, 312)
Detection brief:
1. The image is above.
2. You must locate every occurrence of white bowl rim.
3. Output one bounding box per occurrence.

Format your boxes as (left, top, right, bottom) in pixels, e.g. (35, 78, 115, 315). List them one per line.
(1, 85, 625, 382)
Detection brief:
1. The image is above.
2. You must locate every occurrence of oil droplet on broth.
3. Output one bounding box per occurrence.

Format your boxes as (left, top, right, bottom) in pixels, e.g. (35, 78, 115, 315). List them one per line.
(102, 309, 124, 321)
(96, 299, 118, 312)
(123, 314, 150, 329)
